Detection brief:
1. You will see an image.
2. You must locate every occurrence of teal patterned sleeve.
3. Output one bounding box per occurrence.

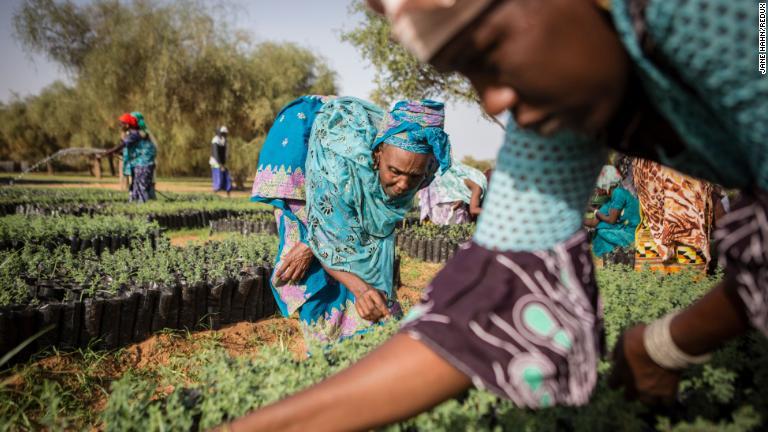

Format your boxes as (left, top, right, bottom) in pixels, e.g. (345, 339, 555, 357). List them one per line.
(646, 0, 768, 187)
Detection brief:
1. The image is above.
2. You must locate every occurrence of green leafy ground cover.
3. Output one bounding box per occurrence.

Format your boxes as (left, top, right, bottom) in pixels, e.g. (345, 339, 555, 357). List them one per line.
(2, 265, 766, 431)
(398, 222, 475, 243)
(0, 214, 160, 247)
(0, 187, 212, 207)
(0, 187, 269, 218)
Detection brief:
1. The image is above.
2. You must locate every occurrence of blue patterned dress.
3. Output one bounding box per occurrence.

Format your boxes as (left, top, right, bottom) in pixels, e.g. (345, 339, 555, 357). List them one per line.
(252, 96, 451, 344)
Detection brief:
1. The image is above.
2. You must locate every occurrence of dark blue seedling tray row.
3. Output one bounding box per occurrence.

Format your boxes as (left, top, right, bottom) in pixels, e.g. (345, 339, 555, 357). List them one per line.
(395, 233, 460, 263)
(0, 230, 162, 254)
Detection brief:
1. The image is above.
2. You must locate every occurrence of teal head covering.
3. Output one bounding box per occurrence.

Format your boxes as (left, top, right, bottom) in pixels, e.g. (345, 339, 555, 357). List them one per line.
(131, 112, 148, 132)
(305, 97, 421, 298)
(373, 99, 452, 173)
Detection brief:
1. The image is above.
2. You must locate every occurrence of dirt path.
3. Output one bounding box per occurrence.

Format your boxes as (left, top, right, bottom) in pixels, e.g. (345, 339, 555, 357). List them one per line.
(167, 229, 230, 246)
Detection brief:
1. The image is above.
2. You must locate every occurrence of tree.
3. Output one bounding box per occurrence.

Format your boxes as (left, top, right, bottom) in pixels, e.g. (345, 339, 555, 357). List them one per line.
(6, 0, 338, 179)
(341, 1, 503, 130)
(340, 1, 475, 108)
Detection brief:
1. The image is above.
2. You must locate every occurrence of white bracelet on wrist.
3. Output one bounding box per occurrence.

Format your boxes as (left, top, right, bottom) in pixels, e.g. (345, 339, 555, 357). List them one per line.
(643, 312, 712, 370)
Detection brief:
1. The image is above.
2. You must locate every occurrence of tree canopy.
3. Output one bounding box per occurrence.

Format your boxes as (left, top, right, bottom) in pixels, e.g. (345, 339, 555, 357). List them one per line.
(340, 1, 476, 108)
(2, 0, 338, 179)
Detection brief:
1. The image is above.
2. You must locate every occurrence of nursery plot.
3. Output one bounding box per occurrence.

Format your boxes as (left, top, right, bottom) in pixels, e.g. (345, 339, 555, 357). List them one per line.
(95, 268, 768, 431)
(0, 188, 272, 231)
(0, 235, 279, 363)
(0, 215, 161, 253)
(396, 223, 475, 263)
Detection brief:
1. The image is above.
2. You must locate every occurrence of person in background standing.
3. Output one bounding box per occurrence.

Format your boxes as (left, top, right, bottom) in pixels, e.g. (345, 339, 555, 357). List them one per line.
(210, 126, 232, 196)
(104, 113, 157, 203)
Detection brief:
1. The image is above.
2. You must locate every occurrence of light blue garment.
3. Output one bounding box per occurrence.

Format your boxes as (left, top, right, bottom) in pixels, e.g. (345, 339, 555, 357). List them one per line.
(611, 0, 768, 189)
(251, 96, 421, 343)
(122, 129, 156, 170)
(251, 95, 331, 241)
(306, 97, 419, 298)
(592, 187, 639, 257)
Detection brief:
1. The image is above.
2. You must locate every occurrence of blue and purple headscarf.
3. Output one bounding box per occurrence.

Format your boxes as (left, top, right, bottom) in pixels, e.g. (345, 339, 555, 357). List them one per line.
(373, 99, 452, 174)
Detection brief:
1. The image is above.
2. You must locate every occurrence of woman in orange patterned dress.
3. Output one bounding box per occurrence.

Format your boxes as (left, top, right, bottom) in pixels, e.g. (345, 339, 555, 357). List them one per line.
(633, 159, 714, 273)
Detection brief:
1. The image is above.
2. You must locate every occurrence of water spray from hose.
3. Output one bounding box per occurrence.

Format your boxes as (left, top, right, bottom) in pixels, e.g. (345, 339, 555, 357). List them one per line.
(11, 148, 107, 184)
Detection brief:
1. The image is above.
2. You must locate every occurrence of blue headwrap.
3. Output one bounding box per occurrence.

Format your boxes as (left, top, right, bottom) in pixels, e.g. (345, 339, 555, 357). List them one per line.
(373, 99, 452, 173)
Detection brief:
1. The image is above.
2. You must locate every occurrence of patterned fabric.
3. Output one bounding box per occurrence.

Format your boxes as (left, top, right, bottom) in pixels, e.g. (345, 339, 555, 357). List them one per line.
(122, 129, 156, 171)
(270, 200, 402, 344)
(633, 225, 709, 273)
(474, 119, 606, 252)
(633, 159, 713, 263)
(421, 202, 471, 225)
(612, 0, 768, 189)
(592, 187, 640, 257)
(251, 95, 332, 204)
(419, 160, 487, 205)
(373, 99, 452, 173)
(714, 191, 768, 336)
(255, 96, 432, 345)
(595, 165, 622, 191)
(129, 165, 155, 203)
(401, 233, 602, 408)
(306, 97, 414, 297)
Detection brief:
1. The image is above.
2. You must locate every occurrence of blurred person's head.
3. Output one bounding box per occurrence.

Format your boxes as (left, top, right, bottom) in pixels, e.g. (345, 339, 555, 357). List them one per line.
(371, 0, 630, 137)
(119, 113, 138, 131)
(595, 164, 622, 195)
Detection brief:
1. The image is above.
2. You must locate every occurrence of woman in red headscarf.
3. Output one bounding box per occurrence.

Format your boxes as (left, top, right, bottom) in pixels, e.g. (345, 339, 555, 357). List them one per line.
(104, 113, 157, 202)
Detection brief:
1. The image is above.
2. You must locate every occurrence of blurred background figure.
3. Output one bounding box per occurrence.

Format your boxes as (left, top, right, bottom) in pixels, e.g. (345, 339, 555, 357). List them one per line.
(633, 160, 713, 274)
(418, 159, 487, 224)
(584, 164, 639, 263)
(103, 112, 157, 203)
(210, 126, 232, 196)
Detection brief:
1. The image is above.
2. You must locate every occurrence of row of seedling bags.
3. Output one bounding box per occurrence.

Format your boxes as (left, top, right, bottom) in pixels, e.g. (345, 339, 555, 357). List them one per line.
(0, 230, 162, 255)
(7, 202, 107, 217)
(0, 265, 277, 365)
(209, 218, 278, 236)
(208, 215, 459, 264)
(394, 233, 462, 263)
(147, 210, 271, 230)
(3, 204, 270, 232)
